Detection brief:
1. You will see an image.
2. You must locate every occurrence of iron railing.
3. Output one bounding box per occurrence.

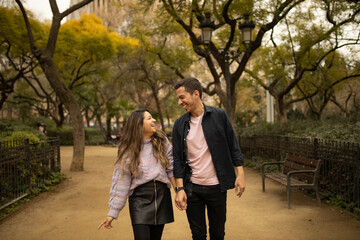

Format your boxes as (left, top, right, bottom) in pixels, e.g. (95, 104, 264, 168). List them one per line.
(238, 135, 360, 211)
(0, 137, 60, 210)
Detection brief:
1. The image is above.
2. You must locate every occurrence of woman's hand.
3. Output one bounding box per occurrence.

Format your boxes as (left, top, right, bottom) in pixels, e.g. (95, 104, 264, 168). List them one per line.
(98, 216, 114, 230)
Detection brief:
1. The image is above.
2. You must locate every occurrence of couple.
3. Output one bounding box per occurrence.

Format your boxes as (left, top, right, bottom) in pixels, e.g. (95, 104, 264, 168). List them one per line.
(98, 77, 246, 240)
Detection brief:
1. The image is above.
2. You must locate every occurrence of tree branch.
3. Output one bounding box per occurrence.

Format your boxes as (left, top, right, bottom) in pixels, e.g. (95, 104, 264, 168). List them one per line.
(156, 52, 185, 79)
(60, 0, 94, 20)
(14, 0, 38, 55)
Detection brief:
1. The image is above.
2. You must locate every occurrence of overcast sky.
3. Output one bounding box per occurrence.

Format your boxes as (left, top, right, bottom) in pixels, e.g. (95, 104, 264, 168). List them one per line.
(24, 0, 71, 21)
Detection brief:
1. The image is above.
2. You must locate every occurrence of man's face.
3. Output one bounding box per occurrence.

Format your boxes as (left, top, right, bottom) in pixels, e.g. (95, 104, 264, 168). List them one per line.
(176, 86, 196, 113)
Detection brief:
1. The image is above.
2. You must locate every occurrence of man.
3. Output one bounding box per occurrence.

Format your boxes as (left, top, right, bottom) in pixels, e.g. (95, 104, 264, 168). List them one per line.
(172, 77, 246, 240)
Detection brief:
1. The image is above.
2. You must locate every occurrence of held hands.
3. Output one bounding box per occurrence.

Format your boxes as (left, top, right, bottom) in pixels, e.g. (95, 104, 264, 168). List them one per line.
(98, 216, 114, 230)
(175, 190, 187, 211)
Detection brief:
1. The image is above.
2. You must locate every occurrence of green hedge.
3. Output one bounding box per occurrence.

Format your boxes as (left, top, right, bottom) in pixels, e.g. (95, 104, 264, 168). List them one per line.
(0, 130, 62, 214)
(47, 127, 105, 145)
(0, 119, 105, 145)
(0, 119, 46, 141)
(237, 119, 360, 142)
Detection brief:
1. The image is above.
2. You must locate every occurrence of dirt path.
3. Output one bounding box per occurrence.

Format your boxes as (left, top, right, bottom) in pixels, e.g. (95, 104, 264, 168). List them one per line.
(0, 146, 359, 240)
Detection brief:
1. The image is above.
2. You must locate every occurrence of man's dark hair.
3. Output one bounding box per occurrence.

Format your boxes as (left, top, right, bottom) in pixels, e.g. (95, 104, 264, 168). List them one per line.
(174, 77, 203, 98)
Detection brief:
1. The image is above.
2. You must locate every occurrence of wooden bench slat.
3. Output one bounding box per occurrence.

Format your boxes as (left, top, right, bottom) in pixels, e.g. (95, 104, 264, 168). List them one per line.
(266, 173, 314, 185)
(288, 172, 314, 183)
(261, 153, 322, 208)
(286, 154, 319, 167)
(284, 161, 315, 172)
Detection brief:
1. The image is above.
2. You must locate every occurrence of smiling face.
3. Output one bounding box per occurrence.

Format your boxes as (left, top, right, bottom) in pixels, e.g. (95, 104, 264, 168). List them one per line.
(176, 86, 203, 115)
(142, 111, 156, 139)
(176, 86, 196, 113)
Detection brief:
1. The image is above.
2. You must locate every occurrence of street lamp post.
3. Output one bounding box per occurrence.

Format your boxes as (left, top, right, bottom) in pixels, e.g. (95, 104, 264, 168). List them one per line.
(224, 51, 232, 121)
(199, 12, 215, 44)
(238, 14, 255, 44)
(266, 76, 275, 122)
(199, 13, 255, 120)
(199, 13, 255, 44)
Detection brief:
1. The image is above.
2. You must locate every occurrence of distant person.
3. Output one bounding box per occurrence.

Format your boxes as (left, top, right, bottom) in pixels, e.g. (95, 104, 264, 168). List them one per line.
(172, 77, 246, 240)
(37, 122, 47, 135)
(98, 109, 176, 240)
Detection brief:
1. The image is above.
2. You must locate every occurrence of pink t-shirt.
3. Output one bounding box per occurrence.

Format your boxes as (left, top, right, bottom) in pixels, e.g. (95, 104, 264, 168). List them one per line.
(186, 113, 219, 185)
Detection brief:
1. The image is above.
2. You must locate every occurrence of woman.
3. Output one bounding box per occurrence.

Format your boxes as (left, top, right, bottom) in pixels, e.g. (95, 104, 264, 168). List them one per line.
(98, 109, 176, 240)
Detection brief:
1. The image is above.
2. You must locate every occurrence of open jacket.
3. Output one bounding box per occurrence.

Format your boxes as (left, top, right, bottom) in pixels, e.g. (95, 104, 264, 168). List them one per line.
(172, 104, 243, 196)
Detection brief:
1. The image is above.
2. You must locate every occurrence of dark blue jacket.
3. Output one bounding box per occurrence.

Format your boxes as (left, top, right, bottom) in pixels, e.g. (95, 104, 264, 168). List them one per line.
(172, 104, 243, 196)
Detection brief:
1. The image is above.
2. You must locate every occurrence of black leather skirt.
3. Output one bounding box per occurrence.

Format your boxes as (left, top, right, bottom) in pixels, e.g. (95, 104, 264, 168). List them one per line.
(129, 180, 174, 225)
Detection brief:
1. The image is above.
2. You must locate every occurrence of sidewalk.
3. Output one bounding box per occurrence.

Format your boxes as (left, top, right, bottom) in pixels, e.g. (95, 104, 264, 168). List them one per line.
(0, 146, 359, 240)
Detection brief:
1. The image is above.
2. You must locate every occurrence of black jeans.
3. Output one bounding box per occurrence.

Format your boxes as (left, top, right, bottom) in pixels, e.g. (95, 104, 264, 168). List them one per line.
(132, 224, 165, 240)
(186, 184, 227, 240)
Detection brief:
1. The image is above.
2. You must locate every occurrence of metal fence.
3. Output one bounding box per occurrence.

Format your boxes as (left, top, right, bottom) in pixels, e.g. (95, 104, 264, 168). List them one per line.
(238, 135, 360, 211)
(0, 137, 60, 210)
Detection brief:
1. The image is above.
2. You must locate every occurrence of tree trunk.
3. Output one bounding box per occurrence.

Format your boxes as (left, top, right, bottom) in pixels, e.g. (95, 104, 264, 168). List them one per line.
(38, 55, 85, 171)
(0, 94, 8, 110)
(115, 116, 120, 132)
(275, 96, 287, 122)
(15, 0, 95, 172)
(106, 113, 111, 136)
(54, 103, 65, 128)
(224, 60, 233, 123)
(230, 79, 237, 128)
(151, 86, 165, 130)
(84, 108, 92, 128)
(96, 113, 107, 142)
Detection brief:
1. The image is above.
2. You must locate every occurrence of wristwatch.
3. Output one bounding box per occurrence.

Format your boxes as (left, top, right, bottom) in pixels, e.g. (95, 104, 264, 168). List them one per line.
(175, 187, 185, 193)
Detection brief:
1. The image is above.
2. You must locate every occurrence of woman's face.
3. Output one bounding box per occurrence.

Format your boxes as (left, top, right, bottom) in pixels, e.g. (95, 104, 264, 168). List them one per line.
(142, 111, 156, 138)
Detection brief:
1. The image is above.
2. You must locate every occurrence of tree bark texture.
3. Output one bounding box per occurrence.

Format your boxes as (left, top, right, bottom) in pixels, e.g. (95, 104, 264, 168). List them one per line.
(38, 54, 85, 171)
(15, 0, 94, 171)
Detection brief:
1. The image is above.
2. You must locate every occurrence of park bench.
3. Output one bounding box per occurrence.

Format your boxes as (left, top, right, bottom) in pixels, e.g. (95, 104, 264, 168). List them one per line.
(261, 153, 322, 208)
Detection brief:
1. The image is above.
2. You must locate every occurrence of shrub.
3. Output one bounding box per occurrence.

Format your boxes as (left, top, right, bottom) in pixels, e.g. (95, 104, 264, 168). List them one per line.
(244, 156, 279, 172)
(237, 119, 360, 142)
(0, 130, 62, 216)
(85, 128, 105, 145)
(47, 127, 105, 145)
(0, 119, 105, 145)
(47, 126, 73, 145)
(0, 119, 46, 141)
(2, 131, 42, 144)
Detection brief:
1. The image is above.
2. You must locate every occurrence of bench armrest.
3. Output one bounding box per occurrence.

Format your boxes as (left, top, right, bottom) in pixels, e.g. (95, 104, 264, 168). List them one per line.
(287, 169, 316, 176)
(287, 169, 318, 185)
(261, 161, 285, 173)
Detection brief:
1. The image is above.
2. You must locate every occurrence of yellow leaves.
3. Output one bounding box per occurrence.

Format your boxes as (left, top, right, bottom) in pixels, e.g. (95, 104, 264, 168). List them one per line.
(108, 32, 139, 50)
(64, 14, 104, 35)
(56, 13, 139, 65)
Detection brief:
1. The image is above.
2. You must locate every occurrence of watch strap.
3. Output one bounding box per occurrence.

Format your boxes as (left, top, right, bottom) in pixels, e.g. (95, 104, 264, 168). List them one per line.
(175, 186, 185, 193)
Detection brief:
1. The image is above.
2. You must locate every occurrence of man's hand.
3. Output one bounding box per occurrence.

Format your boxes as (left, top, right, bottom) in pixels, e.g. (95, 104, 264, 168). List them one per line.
(235, 166, 246, 197)
(175, 190, 187, 210)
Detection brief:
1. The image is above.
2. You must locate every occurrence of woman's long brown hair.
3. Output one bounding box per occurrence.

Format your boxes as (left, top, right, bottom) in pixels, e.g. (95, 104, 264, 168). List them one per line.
(116, 109, 169, 176)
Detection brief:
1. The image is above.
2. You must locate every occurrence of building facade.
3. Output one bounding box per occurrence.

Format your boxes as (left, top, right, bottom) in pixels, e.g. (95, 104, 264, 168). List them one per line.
(68, 0, 128, 31)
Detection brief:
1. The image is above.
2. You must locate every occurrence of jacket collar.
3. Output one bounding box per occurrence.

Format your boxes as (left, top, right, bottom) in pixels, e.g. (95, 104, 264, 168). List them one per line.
(184, 103, 212, 121)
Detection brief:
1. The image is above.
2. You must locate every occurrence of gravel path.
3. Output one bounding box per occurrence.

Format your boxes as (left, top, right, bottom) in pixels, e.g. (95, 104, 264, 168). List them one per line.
(0, 146, 359, 240)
